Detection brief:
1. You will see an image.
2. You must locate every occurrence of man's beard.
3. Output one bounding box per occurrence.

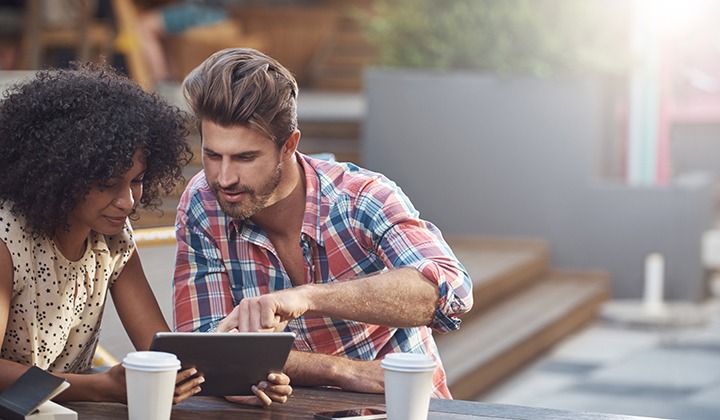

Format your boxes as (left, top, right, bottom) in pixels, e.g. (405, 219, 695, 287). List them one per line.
(211, 163, 283, 220)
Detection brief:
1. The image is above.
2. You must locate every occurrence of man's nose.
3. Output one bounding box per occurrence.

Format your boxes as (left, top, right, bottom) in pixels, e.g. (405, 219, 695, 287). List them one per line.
(218, 159, 239, 188)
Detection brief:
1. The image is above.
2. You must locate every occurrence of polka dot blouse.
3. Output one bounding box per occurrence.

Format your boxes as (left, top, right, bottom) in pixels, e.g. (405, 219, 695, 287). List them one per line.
(0, 205, 134, 373)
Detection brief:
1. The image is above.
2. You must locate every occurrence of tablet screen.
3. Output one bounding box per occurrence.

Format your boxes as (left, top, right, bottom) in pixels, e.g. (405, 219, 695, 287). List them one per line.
(149, 332, 295, 396)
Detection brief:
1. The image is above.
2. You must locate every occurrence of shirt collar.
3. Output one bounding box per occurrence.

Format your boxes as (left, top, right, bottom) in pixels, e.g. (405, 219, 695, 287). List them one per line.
(224, 152, 326, 247)
(298, 152, 325, 246)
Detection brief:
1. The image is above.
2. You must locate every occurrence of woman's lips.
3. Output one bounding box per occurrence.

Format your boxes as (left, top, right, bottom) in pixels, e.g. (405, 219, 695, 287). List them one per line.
(105, 215, 127, 226)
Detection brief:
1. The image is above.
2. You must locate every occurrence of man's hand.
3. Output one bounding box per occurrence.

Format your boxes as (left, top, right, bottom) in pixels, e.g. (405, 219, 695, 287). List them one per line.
(334, 359, 384, 394)
(224, 373, 292, 406)
(283, 351, 385, 394)
(217, 288, 311, 332)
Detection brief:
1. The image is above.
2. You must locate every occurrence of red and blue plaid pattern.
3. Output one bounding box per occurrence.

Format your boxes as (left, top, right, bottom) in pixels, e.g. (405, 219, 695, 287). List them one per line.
(173, 153, 473, 398)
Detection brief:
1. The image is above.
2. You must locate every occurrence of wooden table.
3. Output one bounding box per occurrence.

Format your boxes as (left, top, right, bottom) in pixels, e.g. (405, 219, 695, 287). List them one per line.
(65, 387, 667, 420)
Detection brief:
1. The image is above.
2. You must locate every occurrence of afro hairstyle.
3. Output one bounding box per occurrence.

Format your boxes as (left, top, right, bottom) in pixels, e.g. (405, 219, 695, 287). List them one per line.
(0, 63, 193, 236)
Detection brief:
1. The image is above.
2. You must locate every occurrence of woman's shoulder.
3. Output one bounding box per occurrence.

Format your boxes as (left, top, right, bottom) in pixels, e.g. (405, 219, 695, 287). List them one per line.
(0, 202, 35, 246)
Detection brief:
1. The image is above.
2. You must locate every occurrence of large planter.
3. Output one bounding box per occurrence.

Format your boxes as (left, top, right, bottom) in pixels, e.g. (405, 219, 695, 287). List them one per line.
(362, 68, 715, 301)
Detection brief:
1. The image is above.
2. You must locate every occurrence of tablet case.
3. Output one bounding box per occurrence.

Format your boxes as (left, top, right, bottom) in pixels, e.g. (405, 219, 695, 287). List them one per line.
(0, 366, 72, 420)
(150, 332, 295, 396)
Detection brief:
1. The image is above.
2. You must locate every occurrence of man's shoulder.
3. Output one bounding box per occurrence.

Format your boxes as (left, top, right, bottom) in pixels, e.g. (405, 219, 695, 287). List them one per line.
(180, 170, 215, 205)
(185, 170, 208, 192)
(303, 154, 393, 196)
(177, 170, 230, 232)
(178, 170, 222, 217)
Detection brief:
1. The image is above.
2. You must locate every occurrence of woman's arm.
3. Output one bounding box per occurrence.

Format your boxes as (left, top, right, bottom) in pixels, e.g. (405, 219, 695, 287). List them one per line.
(114, 250, 291, 406)
(0, 240, 125, 401)
(0, 239, 29, 391)
(110, 251, 170, 351)
(110, 251, 203, 403)
(1, 242, 198, 403)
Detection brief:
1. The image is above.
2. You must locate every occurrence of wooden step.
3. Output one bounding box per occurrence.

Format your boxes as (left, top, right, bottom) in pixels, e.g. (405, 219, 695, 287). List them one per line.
(299, 119, 361, 139)
(436, 270, 611, 401)
(299, 114, 362, 163)
(311, 72, 366, 91)
(299, 137, 361, 165)
(444, 236, 549, 320)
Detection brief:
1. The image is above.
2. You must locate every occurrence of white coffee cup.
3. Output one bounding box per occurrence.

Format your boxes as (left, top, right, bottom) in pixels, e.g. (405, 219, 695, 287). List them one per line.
(381, 353, 437, 420)
(122, 351, 180, 420)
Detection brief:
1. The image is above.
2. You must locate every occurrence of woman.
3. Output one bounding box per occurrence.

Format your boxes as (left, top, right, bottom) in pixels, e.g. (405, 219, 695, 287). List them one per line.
(0, 64, 291, 405)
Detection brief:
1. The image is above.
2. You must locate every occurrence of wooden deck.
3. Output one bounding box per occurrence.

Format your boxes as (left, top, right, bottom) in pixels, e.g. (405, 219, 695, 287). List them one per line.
(438, 236, 610, 401)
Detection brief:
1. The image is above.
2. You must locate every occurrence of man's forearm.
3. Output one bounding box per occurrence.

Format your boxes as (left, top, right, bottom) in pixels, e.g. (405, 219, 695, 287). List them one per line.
(284, 350, 384, 394)
(304, 267, 439, 328)
(221, 267, 440, 333)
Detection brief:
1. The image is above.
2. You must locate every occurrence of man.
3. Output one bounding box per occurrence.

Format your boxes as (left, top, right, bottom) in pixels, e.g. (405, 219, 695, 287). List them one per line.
(173, 48, 473, 398)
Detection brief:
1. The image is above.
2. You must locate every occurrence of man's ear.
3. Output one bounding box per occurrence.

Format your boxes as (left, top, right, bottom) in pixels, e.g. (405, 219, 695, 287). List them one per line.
(281, 130, 301, 160)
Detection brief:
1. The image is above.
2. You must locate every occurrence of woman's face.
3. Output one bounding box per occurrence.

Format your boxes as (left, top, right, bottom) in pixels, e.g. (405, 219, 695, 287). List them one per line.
(66, 150, 146, 236)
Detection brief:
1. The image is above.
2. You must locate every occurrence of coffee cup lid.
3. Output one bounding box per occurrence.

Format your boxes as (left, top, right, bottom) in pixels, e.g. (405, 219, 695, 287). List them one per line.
(381, 353, 436, 372)
(122, 351, 180, 372)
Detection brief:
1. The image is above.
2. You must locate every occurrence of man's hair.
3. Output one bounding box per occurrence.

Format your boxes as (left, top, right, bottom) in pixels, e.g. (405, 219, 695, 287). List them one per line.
(182, 48, 299, 148)
(0, 62, 193, 237)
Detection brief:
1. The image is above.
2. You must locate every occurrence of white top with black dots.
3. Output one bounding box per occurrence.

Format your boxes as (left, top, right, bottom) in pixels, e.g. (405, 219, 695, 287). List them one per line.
(0, 205, 134, 373)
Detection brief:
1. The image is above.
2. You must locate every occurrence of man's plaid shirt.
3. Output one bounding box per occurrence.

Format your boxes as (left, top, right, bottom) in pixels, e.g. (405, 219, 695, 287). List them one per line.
(173, 153, 473, 398)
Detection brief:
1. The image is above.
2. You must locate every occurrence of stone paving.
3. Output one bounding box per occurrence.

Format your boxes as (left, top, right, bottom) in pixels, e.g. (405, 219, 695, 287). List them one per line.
(481, 299, 720, 420)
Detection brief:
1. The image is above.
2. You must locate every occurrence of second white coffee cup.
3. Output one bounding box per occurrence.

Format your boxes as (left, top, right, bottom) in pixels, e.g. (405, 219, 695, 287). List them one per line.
(381, 353, 437, 420)
(122, 351, 180, 420)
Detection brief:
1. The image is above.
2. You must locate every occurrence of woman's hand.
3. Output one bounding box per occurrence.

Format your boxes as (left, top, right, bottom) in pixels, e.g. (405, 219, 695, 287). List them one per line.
(173, 368, 204, 404)
(102, 364, 203, 404)
(224, 372, 292, 406)
(103, 364, 128, 403)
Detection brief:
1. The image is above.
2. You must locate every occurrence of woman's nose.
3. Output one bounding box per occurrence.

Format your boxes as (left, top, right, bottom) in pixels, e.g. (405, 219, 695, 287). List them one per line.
(114, 187, 136, 211)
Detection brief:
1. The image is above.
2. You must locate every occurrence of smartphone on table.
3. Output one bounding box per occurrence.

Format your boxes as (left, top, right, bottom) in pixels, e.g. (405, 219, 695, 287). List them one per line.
(314, 408, 387, 419)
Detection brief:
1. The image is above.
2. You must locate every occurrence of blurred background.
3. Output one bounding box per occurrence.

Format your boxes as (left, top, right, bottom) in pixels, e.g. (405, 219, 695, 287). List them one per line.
(2, 0, 720, 418)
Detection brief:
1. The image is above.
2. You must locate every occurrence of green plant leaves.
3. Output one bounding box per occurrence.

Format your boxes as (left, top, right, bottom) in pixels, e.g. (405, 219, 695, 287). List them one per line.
(362, 0, 632, 77)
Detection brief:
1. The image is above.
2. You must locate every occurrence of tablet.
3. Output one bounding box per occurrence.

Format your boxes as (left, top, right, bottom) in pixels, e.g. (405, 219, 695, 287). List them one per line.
(149, 332, 295, 396)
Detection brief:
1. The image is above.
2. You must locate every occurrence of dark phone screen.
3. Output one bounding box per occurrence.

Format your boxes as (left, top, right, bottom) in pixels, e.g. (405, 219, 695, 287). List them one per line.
(314, 408, 387, 419)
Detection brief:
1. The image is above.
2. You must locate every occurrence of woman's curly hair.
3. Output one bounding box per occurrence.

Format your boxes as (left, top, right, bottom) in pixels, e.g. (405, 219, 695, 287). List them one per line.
(0, 63, 193, 236)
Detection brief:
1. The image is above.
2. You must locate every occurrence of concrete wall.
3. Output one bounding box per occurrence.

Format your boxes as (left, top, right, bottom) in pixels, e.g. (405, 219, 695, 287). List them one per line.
(672, 123, 720, 177)
(362, 69, 716, 301)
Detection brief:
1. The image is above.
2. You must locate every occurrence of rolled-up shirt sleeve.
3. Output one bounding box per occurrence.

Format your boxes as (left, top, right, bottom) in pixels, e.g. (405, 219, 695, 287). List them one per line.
(351, 176, 474, 333)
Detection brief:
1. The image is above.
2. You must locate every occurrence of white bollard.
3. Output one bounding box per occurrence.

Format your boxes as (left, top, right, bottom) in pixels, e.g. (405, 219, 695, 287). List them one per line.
(643, 253, 666, 315)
